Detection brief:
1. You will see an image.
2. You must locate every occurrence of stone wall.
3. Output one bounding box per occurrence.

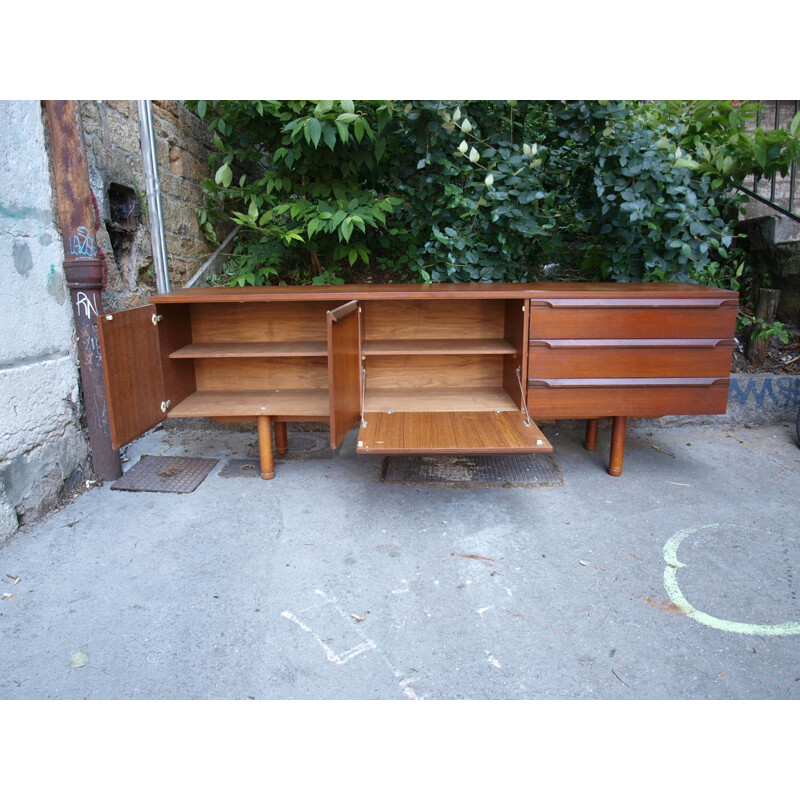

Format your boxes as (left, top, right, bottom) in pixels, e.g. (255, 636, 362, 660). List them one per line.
(0, 100, 220, 544)
(0, 101, 90, 542)
(738, 101, 800, 326)
(78, 100, 219, 310)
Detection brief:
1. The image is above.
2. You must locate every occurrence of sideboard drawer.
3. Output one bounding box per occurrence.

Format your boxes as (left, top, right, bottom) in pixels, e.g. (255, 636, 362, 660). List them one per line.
(530, 301, 737, 340)
(528, 339, 734, 379)
(526, 377, 730, 418)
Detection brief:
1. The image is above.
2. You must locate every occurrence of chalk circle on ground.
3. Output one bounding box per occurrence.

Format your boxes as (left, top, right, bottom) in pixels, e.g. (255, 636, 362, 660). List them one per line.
(663, 523, 800, 636)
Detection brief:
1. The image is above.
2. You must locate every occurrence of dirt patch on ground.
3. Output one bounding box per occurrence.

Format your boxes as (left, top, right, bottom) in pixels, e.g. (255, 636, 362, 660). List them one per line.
(732, 330, 800, 375)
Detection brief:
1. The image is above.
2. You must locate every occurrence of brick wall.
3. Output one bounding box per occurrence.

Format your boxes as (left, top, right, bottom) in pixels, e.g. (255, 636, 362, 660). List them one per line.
(78, 100, 220, 310)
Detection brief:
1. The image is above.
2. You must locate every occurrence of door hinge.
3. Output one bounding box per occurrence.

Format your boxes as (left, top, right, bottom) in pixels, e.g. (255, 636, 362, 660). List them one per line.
(152, 314, 163, 326)
(161, 400, 171, 413)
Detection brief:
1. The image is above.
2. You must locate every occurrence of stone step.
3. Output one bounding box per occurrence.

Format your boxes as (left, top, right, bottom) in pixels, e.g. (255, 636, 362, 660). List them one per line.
(739, 215, 800, 249)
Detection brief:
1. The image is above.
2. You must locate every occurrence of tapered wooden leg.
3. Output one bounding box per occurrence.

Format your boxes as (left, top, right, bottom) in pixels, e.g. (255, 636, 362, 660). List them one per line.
(274, 421, 288, 455)
(584, 419, 599, 451)
(257, 415, 275, 479)
(608, 416, 627, 477)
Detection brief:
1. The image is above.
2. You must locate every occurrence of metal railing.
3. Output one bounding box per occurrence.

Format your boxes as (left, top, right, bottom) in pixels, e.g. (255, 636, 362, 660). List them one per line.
(737, 100, 800, 223)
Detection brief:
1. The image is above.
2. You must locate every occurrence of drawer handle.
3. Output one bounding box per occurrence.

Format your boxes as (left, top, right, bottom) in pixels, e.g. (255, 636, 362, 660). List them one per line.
(529, 338, 735, 349)
(530, 298, 737, 309)
(528, 377, 730, 389)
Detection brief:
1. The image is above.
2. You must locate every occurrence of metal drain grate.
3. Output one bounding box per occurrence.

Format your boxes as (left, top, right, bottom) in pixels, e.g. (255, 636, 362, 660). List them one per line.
(111, 456, 219, 493)
(381, 454, 563, 488)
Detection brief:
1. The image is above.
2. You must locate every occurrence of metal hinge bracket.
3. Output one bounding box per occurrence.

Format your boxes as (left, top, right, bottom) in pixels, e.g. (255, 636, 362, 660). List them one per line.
(152, 314, 163, 326)
(516, 366, 532, 426)
(161, 400, 171, 413)
(361, 367, 368, 427)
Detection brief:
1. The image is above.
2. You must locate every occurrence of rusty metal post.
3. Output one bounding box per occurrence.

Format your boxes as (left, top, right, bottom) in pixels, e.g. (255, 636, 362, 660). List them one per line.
(43, 100, 122, 481)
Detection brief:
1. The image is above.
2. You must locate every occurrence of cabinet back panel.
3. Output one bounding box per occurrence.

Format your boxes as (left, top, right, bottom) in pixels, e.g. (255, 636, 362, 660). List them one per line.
(363, 299, 505, 340)
(191, 302, 337, 342)
(195, 357, 329, 390)
(365, 354, 502, 389)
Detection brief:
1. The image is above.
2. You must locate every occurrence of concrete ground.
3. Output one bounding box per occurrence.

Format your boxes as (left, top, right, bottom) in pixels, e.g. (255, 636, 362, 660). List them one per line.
(1, 419, 799, 700)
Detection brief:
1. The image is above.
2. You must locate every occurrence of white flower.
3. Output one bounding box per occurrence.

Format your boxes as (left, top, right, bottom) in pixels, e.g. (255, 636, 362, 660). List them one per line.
(458, 140, 469, 154)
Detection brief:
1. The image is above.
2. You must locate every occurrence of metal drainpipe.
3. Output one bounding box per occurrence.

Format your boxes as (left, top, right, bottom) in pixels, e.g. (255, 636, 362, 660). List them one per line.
(43, 101, 122, 481)
(137, 100, 172, 294)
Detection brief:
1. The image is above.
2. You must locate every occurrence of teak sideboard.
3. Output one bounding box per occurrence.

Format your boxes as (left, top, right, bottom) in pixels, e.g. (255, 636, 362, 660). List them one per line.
(97, 282, 738, 479)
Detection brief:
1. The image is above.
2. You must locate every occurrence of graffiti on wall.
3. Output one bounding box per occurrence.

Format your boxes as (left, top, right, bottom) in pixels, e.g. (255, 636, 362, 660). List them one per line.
(74, 291, 99, 319)
(729, 376, 800, 409)
(68, 226, 97, 260)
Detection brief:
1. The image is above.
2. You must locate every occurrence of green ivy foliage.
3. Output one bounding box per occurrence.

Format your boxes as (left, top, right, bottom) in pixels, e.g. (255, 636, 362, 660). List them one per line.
(186, 100, 800, 291)
(551, 101, 746, 287)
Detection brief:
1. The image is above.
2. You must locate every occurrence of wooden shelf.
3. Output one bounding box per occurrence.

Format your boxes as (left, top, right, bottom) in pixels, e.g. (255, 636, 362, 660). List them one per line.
(364, 387, 518, 413)
(363, 338, 516, 356)
(168, 389, 330, 418)
(170, 341, 327, 359)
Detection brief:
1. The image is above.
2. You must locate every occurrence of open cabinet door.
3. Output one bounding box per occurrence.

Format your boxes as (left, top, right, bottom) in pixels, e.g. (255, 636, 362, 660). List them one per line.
(327, 300, 362, 449)
(97, 305, 166, 450)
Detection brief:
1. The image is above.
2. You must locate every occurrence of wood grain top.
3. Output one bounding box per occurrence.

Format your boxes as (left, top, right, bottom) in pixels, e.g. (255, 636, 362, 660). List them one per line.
(152, 282, 738, 304)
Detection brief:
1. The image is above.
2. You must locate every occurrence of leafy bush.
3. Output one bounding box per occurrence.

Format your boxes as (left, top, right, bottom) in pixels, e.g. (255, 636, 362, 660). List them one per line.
(187, 99, 800, 291)
(188, 100, 405, 284)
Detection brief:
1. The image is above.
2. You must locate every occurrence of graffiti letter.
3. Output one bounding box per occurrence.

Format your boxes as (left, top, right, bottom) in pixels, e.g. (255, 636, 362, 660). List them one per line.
(75, 291, 99, 319)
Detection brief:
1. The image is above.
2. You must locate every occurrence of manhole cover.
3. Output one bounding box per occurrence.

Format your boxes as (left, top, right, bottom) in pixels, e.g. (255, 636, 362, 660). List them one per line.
(221, 432, 334, 478)
(381, 454, 563, 488)
(111, 456, 218, 493)
(278, 431, 334, 459)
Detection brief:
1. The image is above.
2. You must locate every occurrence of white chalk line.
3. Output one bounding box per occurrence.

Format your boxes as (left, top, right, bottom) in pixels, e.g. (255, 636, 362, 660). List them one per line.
(663, 523, 800, 636)
(281, 589, 422, 698)
(280, 610, 377, 665)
